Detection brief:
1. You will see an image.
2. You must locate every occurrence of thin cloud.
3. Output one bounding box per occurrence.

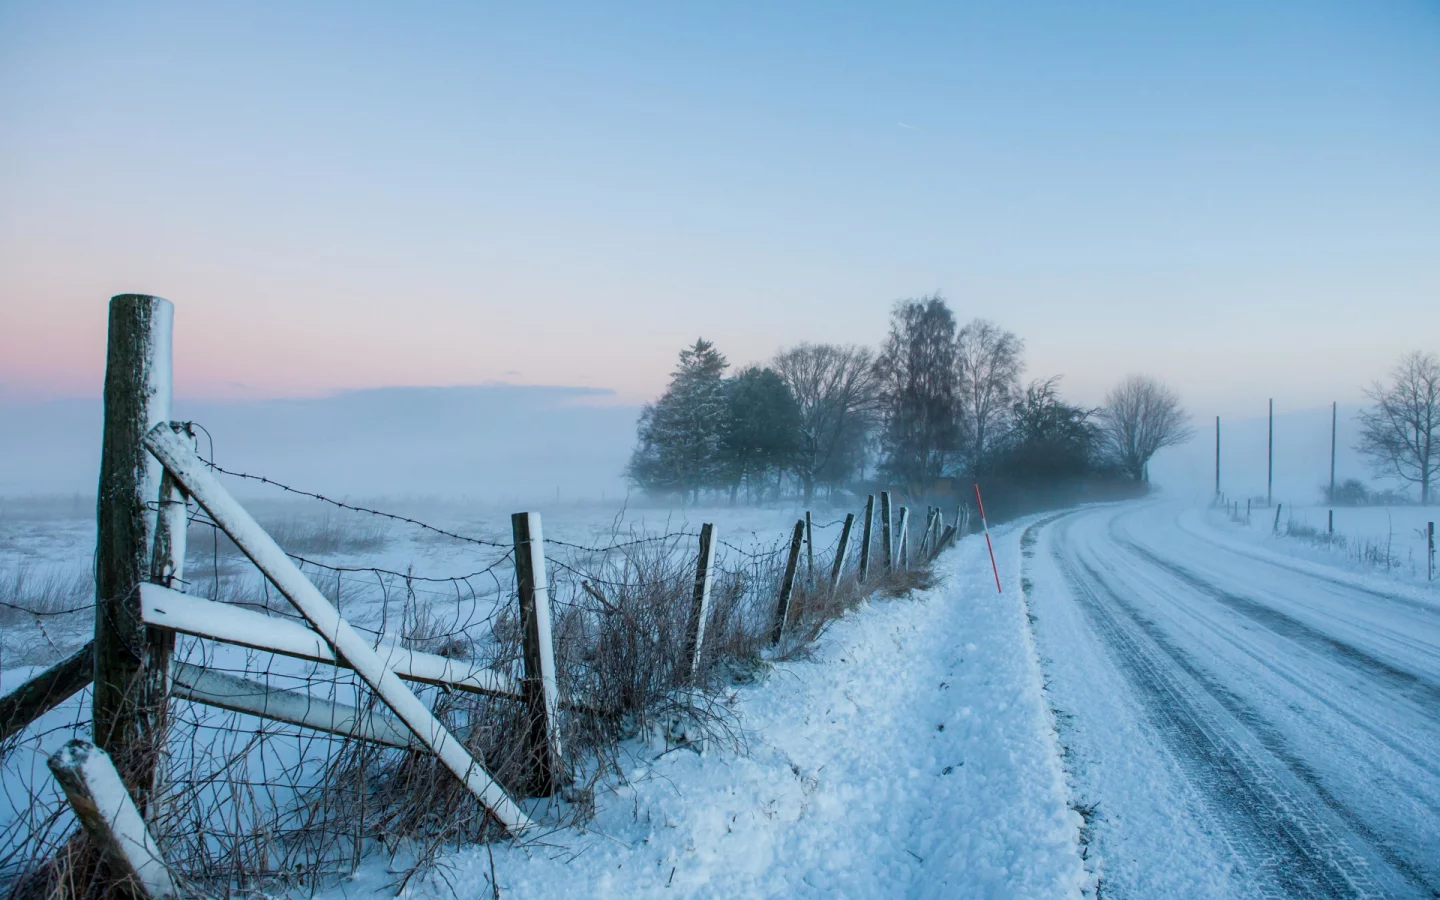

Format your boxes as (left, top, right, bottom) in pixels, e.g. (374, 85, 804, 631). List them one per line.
(897, 121, 924, 133)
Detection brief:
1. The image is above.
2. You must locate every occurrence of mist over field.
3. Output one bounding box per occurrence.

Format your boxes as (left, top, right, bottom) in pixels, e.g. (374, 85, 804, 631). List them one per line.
(0, 385, 638, 505)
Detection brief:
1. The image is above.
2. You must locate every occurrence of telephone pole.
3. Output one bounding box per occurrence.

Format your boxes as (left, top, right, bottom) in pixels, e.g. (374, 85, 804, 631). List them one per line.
(1215, 416, 1221, 500)
(1267, 398, 1274, 507)
(1329, 401, 1337, 505)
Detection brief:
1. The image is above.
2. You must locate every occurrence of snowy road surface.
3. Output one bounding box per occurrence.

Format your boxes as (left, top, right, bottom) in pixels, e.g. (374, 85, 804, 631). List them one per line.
(1027, 502, 1440, 899)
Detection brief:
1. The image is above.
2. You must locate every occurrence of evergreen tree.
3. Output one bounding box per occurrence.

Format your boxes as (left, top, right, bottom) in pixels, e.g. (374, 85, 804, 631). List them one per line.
(721, 367, 802, 502)
(626, 339, 730, 499)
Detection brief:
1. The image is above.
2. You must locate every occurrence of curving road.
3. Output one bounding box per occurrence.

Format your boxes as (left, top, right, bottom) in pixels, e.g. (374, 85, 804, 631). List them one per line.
(1024, 501, 1440, 899)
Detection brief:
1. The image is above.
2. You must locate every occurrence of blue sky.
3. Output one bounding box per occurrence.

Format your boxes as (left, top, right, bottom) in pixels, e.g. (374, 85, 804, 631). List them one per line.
(1, 0, 1436, 417)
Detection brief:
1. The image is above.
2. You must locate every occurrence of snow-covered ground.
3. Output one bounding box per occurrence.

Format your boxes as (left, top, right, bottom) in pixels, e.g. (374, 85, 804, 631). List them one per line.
(1215, 501, 1438, 588)
(1026, 500, 1440, 899)
(328, 519, 1088, 899)
(3, 494, 1092, 898)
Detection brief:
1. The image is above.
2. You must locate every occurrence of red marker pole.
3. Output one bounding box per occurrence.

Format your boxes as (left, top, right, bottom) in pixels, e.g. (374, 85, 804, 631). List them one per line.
(974, 483, 1002, 593)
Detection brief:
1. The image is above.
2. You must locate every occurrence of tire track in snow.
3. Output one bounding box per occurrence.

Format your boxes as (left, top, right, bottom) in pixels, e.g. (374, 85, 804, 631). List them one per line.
(1050, 515, 1429, 899)
(1118, 538, 1440, 710)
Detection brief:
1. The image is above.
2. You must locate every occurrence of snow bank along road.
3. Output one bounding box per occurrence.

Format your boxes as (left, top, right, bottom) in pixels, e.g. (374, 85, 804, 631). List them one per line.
(1026, 501, 1440, 899)
(334, 523, 1087, 899)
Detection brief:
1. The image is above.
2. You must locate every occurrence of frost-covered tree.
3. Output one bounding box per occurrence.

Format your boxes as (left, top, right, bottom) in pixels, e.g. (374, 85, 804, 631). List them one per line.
(1097, 375, 1191, 482)
(1356, 350, 1440, 505)
(874, 295, 961, 490)
(720, 366, 801, 503)
(772, 343, 879, 503)
(626, 339, 730, 500)
(956, 319, 1024, 470)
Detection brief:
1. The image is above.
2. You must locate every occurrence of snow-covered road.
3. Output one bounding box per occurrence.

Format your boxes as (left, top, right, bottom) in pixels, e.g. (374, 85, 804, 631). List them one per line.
(1026, 502, 1440, 899)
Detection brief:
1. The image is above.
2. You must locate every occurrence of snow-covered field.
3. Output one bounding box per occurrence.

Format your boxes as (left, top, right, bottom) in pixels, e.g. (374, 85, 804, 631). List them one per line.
(1217, 501, 1438, 586)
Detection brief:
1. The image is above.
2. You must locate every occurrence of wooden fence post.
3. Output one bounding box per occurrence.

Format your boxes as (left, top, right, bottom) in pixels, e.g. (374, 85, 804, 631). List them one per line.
(805, 511, 814, 586)
(512, 512, 563, 797)
(897, 507, 910, 568)
(1272, 503, 1282, 534)
(829, 513, 854, 593)
(682, 523, 717, 679)
(769, 520, 806, 644)
(93, 293, 173, 814)
(858, 495, 875, 584)
(880, 491, 893, 571)
(1428, 522, 1434, 581)
(48, 740, 177, 900)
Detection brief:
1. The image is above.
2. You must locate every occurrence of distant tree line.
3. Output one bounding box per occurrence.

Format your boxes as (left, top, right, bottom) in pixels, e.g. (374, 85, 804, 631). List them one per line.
(626, 294, 1191, 504)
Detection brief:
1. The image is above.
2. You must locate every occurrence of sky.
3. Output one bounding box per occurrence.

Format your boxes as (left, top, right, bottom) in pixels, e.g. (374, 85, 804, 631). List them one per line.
(2, 0, 1437, 418)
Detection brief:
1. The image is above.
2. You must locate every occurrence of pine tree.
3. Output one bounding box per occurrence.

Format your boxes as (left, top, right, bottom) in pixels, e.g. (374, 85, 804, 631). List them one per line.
(626, 339, 730, 499)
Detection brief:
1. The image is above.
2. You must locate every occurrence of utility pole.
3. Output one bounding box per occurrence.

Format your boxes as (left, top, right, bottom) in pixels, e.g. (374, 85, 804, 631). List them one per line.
(1329, 401, 1337, 506)
(1215, 416, 1221, 501)
(1267, 398, 1274, 507)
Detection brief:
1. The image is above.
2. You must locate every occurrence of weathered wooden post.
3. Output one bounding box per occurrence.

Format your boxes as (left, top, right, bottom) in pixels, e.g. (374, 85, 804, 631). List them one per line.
(1272, 503, 1283, 534)
(48, 740, 177, 899)
(1328, 509, 1334, 535)
(769, 520, 806, 644)
(1428, 522, 1434, 581)
(682, 523, 717, 679)
(897, 507, 910, 568)
(93, 293, 173, 813)
(858, 495, 874, 584)
(512, 512, 563, 796)
(805, 511, 814, 586)
(880, 491, 893, 571)
(829, 513, 854, 593)
(1246, 498, 1251, 524)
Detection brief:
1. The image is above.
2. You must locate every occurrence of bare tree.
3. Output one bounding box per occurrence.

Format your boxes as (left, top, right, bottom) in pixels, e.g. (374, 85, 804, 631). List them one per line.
(773, 343, 879, 503)
(956, 319, 1024, 469)
(1357, 350, 1440, 505)
(1098, 375, 1192, 481)
(874, 295, 961, 491)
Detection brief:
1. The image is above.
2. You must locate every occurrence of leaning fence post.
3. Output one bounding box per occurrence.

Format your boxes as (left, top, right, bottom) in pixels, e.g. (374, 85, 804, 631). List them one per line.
(1273, 503, 1283, 534)
(94, 293, 174, 815)
(858, 495, 875, 584)
(48, 740, 177, 899)
(830, 513, 855, 593)
(769, 519, 806, 644)
(682, 523, 717, 679)
(880, 491, 893, 571)
(897, 507, 910, 568)
(1428, 522, 1434, 581)
(512, 512, 563, 796)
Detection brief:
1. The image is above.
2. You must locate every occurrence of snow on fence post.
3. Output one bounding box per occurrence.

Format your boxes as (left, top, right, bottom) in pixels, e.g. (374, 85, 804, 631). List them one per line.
(897, 507, 910, 568)
(880, 491, 893, 572)
(682, 523, 717, 679)
(858, 495, 875, 584)
(512, 512, 564, 797)
(805, 511, 815, 587)
(94, 293, 173, 816)
(769, 519, 806, 645)
(141, 425, 533, 832)
(829, 513, 855, 593)
(47, 740, 177, 900)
